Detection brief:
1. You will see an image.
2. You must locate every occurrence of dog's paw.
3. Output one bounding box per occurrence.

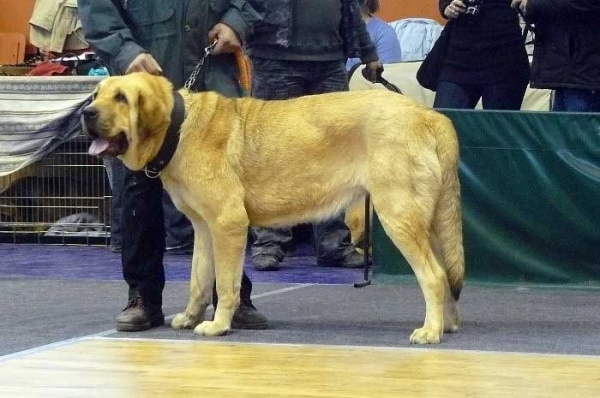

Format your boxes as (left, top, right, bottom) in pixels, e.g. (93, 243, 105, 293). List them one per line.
(171, 313, 200, 330)
(194, 320, 230, 337)
(443, 302, 460, 333)
(410, 327, 442, 344)
(444, 322, 459, 334)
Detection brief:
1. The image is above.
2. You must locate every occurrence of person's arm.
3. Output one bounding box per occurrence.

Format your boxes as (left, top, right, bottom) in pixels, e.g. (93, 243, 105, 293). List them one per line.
(348, 1, 381, 82)
(77, 0, 153, 75)
(221, 0, 262, 44)
(210, 0, 262, 55)
(353, 11, 379, 65)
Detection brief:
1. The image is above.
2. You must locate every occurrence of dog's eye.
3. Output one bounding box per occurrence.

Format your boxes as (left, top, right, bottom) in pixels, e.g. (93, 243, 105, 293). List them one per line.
(114, 92, 128, 104)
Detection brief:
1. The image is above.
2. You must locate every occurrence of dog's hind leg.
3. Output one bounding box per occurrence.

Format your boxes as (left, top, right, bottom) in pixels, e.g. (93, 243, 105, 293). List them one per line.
(432, 170, 464, 334)
(171, 220, 214, 330)
(194, 207, 248, 337)
(432, 115, 465, 334)
(373, 193, 449, 344)
(429, 232, 460, 334)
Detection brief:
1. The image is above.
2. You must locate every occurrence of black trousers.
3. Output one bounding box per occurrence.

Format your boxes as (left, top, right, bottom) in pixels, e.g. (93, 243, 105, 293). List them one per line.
(121, 169, 254, 308)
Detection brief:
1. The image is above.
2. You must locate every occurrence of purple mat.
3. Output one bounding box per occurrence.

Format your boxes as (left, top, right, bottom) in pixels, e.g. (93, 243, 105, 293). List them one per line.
(1, 243, 365, 285)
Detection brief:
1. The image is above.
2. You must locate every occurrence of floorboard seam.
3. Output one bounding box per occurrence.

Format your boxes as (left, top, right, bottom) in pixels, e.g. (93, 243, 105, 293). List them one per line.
(89, 336, 600, 359)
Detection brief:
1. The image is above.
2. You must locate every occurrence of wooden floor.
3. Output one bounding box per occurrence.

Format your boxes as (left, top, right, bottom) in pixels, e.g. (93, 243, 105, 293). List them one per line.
(1, 338, 600, 398)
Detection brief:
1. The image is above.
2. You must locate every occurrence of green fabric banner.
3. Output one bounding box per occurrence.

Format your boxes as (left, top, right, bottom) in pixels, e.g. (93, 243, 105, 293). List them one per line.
(373, 110, 600, 285)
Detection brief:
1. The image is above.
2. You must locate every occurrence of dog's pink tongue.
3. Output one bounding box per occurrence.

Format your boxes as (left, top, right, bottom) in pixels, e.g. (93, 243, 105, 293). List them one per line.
(88, 138, 110, 156)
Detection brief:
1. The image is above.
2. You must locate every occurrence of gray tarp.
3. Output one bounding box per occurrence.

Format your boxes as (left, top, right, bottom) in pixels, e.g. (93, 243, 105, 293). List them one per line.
(0, 76, 103, 177)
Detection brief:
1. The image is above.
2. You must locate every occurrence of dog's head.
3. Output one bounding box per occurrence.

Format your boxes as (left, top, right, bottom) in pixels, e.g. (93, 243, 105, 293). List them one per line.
(83, 72, 174, 170)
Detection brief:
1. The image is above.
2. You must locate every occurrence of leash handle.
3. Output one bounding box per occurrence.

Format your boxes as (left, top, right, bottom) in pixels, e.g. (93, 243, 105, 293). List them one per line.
(363, 65, 402, 94)
(235, 48, 252, 97)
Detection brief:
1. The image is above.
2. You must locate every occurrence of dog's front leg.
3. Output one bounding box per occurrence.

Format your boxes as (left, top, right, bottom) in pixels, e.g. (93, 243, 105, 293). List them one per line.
(194, 213, 248, 337)
(172, 220, 214, 330)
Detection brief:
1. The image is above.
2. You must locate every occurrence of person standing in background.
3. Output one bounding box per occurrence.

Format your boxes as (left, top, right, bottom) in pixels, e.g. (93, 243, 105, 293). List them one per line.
(433, 0, 530, 110)
(511, 0, 600, 112)
(246, 0, 382, 271)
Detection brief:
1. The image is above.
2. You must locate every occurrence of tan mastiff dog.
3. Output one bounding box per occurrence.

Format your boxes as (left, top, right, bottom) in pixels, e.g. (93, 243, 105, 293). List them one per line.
(83, 72, 464, 344)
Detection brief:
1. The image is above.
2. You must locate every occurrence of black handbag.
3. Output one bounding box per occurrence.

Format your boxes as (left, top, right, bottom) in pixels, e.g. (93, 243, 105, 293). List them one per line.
(416, 21, 454, 92)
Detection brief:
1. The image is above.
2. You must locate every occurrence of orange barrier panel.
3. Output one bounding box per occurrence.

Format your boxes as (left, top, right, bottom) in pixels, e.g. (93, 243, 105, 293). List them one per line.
(0, 33, 26, 64)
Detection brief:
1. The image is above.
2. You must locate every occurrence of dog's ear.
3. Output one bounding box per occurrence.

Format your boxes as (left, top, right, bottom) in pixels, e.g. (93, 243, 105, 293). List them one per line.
(127, 84, 140, 142)
(115, 81, 145, 170)
(136, 74, 172, 140)
(119, 74, 173, 170)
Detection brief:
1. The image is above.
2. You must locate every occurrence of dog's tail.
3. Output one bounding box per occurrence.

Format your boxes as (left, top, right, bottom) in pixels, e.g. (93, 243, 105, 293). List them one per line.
(432, 115, 465, 301)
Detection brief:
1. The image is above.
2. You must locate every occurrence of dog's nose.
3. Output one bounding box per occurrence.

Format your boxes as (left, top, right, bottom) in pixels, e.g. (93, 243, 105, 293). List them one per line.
(82, 106, 99, 121)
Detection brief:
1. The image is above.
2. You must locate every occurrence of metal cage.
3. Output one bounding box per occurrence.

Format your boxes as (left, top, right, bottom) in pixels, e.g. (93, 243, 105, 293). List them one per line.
(0, 136, 112, 245)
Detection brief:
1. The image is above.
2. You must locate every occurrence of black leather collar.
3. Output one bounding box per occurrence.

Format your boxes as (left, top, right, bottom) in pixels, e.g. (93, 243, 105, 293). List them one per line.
(143, 91, 185, 178)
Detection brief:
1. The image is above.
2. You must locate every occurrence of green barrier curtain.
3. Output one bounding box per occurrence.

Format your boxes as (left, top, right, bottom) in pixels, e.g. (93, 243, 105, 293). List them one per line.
(373, 110, 600, 285)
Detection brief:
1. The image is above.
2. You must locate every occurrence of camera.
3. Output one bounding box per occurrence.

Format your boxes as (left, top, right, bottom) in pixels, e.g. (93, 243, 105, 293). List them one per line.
(463, 0, 482, 17)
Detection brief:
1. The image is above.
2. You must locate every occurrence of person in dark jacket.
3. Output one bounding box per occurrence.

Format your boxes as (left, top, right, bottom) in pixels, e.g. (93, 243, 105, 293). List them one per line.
(433, 0, 530, 110)
(511, 0, 600, 112)
(78, 0, 268, 332)
(246, 0, 382, 271)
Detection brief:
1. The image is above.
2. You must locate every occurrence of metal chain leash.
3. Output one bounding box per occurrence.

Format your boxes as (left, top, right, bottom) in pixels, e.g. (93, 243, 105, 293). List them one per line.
(184, 40, 218, 90)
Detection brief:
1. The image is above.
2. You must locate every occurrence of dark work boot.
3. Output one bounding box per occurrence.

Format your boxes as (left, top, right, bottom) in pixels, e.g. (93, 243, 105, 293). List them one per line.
(252, 254, 281, 271)
(231, 304, 269, 330)
(317, 250, 366, 268)
(337, 250, 367, 268)
(115, 296, 165, 332)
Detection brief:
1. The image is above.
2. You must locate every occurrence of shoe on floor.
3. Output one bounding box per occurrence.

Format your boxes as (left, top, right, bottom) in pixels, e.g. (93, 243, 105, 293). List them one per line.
(231, 304, 269, 330)
(317, 250, 366, 268)
(252, 254, 281, 271)
(115, 296, 165, 332)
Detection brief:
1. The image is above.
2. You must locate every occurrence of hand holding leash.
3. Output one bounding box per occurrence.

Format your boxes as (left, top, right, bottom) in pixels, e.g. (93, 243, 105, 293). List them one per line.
(208, 23, 242, 55)
(362, 61, 383, 83)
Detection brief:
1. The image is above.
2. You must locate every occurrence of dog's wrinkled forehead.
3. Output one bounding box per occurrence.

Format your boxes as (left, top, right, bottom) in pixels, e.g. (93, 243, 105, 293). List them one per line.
(93, 77, 134, 105)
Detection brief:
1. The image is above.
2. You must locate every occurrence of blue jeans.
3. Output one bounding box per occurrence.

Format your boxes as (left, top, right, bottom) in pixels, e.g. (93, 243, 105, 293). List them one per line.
(553, 89, 600, 112)
(433, 80, 528, 110)
(249, 57, 355, 263)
